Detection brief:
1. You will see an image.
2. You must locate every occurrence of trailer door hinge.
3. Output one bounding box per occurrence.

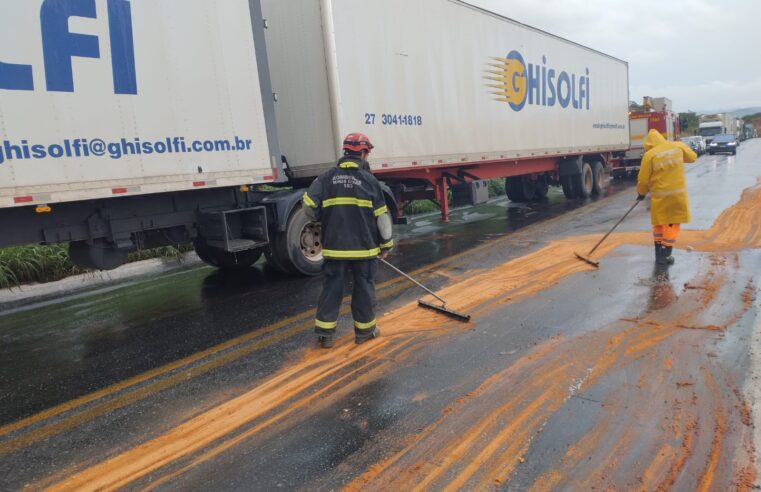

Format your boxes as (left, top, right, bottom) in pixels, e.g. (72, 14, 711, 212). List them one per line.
(263, 19, 269, 29)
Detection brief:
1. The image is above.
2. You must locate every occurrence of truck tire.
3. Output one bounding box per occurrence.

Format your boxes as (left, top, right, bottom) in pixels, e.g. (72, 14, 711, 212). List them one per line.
(561, 175, 577, 199)
(534, 175, 550, 200)
(591, 161, 605, 196)
(505, 176, 536, 202)
(194, 238, 262, 270)
(571, 162, 594, 198)
(264, 230, 296, 274)
(266, 205, 323, 276)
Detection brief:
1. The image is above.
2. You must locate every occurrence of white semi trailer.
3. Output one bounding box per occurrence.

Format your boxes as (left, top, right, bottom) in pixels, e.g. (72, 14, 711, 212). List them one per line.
(263, 0, 630, 218)
(1, 0, 630, 275)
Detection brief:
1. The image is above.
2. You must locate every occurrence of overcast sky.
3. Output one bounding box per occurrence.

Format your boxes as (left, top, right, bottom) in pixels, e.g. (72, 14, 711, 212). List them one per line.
(470, 0, 761, 114)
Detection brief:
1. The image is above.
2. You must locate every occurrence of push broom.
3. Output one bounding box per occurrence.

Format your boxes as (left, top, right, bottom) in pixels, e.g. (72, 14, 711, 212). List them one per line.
(380, 259, 471, 322)
(574, 199, 641, 268)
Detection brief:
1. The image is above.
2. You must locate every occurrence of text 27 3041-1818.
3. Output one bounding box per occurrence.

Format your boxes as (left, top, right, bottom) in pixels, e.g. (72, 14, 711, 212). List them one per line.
(364, 114, 423, 126)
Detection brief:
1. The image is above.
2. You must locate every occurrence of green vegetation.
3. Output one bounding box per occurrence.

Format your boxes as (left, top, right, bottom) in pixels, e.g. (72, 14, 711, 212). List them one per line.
(402, 179, 505, 216)
(679, 111, 699, 136)
(403, 200, 440, 215)
(0, 243, 192, 289)
(486, 178, 506, 198)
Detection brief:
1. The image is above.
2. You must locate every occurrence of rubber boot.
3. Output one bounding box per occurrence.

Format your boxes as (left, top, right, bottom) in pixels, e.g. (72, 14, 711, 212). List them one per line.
(663, 246, 675, 265)
(655, 243, 668, 265)
(317, 335, 334, 349)
(355, 327, 381, 345)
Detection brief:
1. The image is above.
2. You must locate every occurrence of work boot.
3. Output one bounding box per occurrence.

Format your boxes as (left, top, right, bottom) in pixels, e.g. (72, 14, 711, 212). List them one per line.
(663, 246, 675, 265)
(355, 327, 380, 345)
(317, 335, 334, 349)
(654, 242, 661, 263)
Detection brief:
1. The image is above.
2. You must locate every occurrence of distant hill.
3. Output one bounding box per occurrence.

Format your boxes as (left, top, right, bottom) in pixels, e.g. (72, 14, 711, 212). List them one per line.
(694, 107, 761, 118)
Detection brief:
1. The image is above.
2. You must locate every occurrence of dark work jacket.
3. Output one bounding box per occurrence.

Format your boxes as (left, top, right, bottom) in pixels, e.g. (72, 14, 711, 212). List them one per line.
(303, 156, 392, 260)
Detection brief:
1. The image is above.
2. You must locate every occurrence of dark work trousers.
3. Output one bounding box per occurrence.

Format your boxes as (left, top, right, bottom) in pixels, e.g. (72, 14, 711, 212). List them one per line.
(314, 259, 378, 338)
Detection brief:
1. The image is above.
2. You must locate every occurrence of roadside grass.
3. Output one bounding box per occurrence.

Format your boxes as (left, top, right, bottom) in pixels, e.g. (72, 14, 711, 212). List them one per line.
(0, 243, 193, 290)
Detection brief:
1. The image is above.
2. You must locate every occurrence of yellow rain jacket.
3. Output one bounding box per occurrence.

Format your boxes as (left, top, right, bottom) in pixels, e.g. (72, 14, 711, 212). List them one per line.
(636, 129, 697, 225)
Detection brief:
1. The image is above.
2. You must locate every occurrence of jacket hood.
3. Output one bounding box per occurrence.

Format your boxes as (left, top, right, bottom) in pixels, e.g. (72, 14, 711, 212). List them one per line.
(644, 129, 667, 150)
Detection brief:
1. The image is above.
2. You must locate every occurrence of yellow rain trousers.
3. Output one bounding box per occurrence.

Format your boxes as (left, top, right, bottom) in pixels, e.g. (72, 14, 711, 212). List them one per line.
(636, 129, 697, 225)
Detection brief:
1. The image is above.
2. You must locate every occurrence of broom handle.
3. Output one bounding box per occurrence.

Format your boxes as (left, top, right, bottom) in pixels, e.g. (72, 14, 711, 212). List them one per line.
(380, 259, 448, 305)
(588, 200, 641, 256)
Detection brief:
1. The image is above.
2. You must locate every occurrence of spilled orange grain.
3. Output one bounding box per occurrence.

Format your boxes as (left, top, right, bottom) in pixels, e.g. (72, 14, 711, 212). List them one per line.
(47, 183, 761, 490)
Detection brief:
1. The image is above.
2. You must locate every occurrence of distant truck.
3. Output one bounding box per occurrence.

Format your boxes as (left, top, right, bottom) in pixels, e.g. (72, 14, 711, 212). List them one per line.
(735, 118, 746, 141)
(611, 97, 679, 179)
(1, 0, 630, 275)
(698, 114, 734, 144)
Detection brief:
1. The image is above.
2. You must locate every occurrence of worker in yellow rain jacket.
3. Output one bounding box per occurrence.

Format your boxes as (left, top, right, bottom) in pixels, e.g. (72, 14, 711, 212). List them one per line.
(636, 129, 697, 265)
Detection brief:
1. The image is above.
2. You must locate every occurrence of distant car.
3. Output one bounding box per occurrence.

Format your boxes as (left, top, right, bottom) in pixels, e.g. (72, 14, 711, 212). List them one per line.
(680, 136, 705, 155)
(708, 134, 738, 155)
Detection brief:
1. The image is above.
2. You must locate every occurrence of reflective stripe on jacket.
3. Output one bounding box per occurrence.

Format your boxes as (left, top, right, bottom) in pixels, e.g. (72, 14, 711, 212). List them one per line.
(303, 157, 392, 259)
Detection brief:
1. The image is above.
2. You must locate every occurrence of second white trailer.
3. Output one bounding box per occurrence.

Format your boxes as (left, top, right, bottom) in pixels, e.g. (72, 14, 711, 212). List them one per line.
(263, 0, 630, 219)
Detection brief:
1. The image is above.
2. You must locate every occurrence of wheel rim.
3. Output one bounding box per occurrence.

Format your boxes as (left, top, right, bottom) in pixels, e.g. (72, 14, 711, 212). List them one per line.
(584, 169, 593, 194)
(300, 222, 323, 262)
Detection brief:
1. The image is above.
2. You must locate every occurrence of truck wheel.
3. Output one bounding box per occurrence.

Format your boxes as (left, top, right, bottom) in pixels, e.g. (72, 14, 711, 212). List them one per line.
(534, 174, 549, 200)
(266, 205, 323, 276)
(194, 238, 262, 270)
(591, 161, 605, 196)
(265, 231, 296, 274)
(571, 162, 594, 198)
(505, 176, 536, 202)
(561, 175, 577, 199)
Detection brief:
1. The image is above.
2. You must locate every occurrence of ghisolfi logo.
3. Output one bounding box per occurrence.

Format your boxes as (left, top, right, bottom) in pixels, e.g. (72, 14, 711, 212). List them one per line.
(485, 50, 590, 112)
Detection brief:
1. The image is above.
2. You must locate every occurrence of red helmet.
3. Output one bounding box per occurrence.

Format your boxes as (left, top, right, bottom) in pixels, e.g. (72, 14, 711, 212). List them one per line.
(342, 133, 374, 153)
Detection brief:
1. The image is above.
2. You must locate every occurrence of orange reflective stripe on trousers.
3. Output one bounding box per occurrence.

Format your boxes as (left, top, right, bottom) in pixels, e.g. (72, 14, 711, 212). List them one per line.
(652, 224, 681, 246)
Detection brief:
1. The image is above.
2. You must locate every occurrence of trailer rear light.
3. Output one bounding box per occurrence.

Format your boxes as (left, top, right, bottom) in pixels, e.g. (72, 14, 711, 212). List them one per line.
(13, 196, 33, 204)
(263, 175, 275, 181)
(35, 205, 52, 213)
(193, 181, 206, 187)
(112, 188, 128, 195)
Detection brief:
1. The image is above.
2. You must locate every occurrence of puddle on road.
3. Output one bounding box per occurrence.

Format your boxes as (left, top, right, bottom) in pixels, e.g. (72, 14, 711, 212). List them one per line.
(44, 183, 761, 492)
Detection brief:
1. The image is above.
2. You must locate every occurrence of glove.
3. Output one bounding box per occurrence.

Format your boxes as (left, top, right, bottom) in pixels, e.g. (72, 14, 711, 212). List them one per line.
(636, 194, 646, 201)
(379, 249, 390, 260)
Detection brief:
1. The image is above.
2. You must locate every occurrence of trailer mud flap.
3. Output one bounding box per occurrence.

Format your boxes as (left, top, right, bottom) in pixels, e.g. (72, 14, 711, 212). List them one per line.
(558, 156, 583, 177)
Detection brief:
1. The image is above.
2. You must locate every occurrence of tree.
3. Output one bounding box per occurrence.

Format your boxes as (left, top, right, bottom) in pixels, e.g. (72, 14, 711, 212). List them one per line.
(679, 111, 699, 135)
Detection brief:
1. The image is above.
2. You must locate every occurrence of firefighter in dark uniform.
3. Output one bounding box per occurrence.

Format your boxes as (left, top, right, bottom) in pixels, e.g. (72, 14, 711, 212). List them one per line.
(303, 133, 394, 348)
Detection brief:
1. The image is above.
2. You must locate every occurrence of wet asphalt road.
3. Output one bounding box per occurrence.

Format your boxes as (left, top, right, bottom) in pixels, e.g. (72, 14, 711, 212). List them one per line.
(1, 139, 760, 490)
